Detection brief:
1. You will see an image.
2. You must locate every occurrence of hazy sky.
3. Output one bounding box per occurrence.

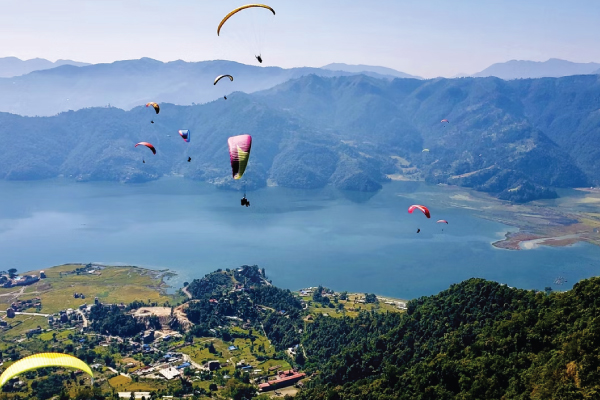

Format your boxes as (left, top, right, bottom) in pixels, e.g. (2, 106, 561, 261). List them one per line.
(0, 0, 599, 78)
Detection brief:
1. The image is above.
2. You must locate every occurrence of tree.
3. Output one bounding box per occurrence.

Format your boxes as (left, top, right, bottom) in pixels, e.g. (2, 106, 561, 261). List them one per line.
(295, 351, 306, 366)
(364, 293, 378, 304)
(208, 342, 216, 354)
(222, 380, 255, 400)
(312, 286, 324, 303)
(7, 268, 17, 278)
(209, 383, 218, 392)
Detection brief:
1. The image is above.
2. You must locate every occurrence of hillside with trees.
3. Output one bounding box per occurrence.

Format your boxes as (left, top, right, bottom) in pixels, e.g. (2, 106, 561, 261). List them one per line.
(1, 73, 600, 200)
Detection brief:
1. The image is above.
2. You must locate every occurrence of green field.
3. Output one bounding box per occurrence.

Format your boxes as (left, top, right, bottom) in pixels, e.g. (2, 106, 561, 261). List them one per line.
(0, 264, 174, 315)
(303, 294, 406, 319)
(181, 329, 290, 374)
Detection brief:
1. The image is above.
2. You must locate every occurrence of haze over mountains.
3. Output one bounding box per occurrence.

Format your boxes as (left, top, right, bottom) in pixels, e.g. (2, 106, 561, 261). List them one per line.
(0, 57, 89, 78)
(1, 71, 599, 202)
(321, 63, 422, 79)
(0, 58, 407, 117)
(1, 57, 600, 117)
(472, 58, 600, 80)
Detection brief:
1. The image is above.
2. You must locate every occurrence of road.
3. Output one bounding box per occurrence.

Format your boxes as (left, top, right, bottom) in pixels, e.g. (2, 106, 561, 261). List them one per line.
(0, 310, 49, 317)
(182, 286, 192, 299)
(76, 309, 89, 328)
(181, 353, 203, 370)
(106, 366, 130, 378)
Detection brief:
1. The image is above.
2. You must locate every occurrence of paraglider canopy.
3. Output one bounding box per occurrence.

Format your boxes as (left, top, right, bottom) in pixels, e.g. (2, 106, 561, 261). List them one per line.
(441, 119, 449, 123)
(422, 149, 430, 153)
(135, 142, 156, 154)
(408, 205, 431, 218)
(146, 102, 160, 114)
(228, 135, 252, 180)
(437, 220, 448, 224)
(214, 75, 234, 85)
(217, 4, 276, 36)
(179, 130, 191, 143)
(0, 353, 93, 387)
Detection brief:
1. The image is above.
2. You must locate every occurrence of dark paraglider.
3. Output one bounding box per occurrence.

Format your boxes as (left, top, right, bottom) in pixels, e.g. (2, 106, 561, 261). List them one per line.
(256, 54, 263, 63)
(417, 229, 420, 233)
(188, 157, 191, 162)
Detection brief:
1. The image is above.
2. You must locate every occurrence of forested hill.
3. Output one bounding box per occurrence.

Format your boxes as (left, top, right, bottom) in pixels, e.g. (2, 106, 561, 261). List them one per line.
(1, 73, 600, 200)
(258, 73, 600, 201)
(296, 278, 600, 400)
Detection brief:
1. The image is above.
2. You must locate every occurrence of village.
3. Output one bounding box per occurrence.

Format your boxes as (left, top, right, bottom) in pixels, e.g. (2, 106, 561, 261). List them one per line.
(0, 264, 408, 399)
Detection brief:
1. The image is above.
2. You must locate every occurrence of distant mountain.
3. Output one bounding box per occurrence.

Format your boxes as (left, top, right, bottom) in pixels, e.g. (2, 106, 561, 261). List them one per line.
(0, 57, 89, 78)
(321, 63, 422, 79)
(1, 73, 599, 201)
(473, 58, 600, 80)
(0, 58, 405, 117)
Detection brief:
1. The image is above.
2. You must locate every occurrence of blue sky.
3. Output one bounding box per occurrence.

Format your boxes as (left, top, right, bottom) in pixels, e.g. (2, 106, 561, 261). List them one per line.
(0, 0, 599, 78)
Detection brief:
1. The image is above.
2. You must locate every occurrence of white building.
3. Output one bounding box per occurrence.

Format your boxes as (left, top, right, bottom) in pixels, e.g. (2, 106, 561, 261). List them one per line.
(118, 392, 151, 399)
(159, 367, 182, 380)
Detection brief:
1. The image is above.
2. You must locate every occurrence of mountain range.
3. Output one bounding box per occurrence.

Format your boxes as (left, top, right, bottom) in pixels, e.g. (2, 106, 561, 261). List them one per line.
(0, 73, 599, 202)
(0, 57, 89, 78)
(0, 58, 405, 117)
(1, 57, 600, 117)
(321, 63, 422, 79)
(472, 58, 600, 80)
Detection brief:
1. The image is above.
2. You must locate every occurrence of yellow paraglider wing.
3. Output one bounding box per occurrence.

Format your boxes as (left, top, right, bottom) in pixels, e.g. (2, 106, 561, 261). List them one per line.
(217, 4, 275, 36)
(0, 353, 93, 387)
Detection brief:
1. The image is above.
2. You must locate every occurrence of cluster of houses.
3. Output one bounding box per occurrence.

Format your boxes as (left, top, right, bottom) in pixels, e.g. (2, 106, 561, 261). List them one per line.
(2, 274, 40, 288)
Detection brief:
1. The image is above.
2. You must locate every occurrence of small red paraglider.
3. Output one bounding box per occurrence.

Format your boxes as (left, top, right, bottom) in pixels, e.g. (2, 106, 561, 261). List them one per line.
(408, 205, 431, 218)
(135, 142, 156, 154)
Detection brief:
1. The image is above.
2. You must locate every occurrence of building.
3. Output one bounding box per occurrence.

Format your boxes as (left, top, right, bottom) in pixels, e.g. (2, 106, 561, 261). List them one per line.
(159, 367, 181, 380)
(6, 308, 15, 318)
(118, 392, 150, 399)
(40, 271, 46, 279)
(27, 326, 42, 336)
(228, 345, 237, 351)
(258, 370, 306, 392)
(176, 362, 191, 370)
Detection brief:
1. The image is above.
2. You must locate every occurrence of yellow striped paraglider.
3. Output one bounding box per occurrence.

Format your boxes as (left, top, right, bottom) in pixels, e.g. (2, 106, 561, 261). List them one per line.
(0, 353, 93, 387)
(217, 4, 275, 36)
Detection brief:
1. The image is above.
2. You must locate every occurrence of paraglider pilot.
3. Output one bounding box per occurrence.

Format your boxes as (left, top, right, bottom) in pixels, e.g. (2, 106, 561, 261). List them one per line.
(256, 55, 263, 63)
(241, 196, 250, 207)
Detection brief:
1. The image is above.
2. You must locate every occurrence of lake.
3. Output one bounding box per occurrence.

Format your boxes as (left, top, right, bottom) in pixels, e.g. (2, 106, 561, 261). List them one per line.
(1, 178, 599, 299)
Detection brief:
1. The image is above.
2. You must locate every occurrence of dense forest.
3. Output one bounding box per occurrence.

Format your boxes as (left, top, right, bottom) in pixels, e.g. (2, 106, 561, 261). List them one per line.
(295, 278, 600, 400)
(179, 266, 600, 398)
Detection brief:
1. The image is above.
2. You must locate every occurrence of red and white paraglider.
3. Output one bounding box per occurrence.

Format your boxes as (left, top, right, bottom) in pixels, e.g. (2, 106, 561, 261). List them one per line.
(408, 205, 430, 219)
(135, 142, 156, 164)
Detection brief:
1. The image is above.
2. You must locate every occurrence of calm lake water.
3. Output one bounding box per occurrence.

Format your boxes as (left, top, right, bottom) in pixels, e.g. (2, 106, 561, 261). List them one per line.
(1, 178, 599, 299)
